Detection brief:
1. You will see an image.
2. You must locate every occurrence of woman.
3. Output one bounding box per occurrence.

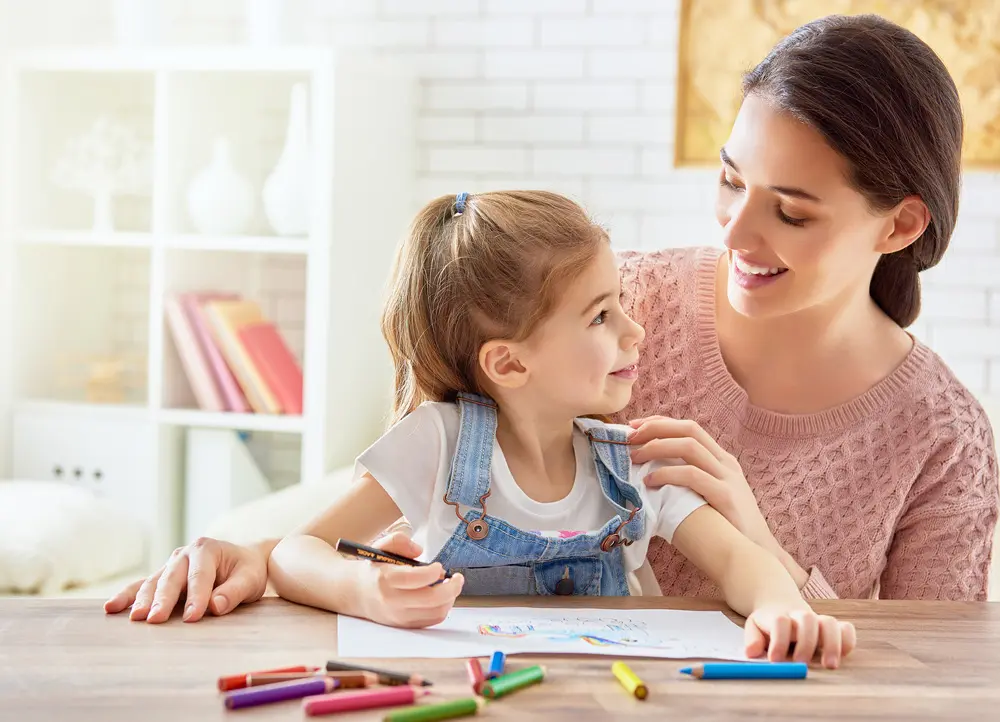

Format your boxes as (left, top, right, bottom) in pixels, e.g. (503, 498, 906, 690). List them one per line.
(106, 14, 997, 624)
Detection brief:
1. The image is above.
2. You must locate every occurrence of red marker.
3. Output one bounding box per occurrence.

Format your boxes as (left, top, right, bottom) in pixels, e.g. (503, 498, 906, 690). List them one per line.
(303, 685, 430, 716)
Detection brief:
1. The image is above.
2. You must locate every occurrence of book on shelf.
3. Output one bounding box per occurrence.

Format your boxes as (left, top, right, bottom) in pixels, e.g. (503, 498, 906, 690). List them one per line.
(166, 291, 305, 417)
(181, 292, 251, 413)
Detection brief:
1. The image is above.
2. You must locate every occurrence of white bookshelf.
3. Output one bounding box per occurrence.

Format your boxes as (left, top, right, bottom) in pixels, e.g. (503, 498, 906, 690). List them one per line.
(0, 47, 416, 566)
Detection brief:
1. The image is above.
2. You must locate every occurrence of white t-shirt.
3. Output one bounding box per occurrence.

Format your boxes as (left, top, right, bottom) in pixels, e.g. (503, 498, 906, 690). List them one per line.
(355, 402, 707, 595)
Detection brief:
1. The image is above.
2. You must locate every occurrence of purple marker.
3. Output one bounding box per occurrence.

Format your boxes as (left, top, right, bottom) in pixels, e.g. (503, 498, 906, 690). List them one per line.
(224, 676, 339, 709)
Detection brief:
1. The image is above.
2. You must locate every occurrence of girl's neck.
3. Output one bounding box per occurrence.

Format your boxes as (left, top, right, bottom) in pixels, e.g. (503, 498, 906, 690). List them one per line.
(714, 254, 913, 414)
(494, 402, 578, 504)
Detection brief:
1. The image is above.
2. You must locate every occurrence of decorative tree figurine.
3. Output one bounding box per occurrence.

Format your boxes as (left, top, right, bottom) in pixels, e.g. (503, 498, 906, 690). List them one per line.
(51, 116, 152, 232)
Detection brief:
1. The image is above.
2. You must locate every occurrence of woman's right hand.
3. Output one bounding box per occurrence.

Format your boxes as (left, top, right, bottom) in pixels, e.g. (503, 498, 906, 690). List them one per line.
(103, 537, 271, 623)
(358, 533, 465, 629)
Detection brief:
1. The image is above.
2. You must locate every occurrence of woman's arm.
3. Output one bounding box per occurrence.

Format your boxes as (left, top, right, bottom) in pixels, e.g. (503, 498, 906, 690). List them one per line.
(269, 473, 464, 626)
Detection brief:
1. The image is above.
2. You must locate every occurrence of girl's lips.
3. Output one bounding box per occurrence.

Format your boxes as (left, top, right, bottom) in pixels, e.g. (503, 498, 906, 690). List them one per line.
(610, 364, 638, 380)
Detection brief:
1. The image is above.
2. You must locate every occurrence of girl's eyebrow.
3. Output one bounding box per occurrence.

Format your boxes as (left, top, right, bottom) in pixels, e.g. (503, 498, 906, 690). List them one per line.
(720, 146, 824, 203)
(581, 292, 612, 315)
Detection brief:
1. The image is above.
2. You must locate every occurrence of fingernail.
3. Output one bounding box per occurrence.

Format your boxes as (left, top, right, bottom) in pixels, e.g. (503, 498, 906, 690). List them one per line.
(183, 604, 194, 621)
(148, 603, 160, 617)
(212, 595, 228, 613)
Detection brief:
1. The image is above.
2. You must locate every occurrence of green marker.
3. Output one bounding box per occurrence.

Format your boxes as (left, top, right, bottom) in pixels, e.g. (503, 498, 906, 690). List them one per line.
(383, 697, 485, 722)
(480, 665, 547, 699)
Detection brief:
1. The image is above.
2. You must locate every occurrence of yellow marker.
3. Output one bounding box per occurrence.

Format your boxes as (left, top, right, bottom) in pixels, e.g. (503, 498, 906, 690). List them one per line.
(611, 661, 648, 700)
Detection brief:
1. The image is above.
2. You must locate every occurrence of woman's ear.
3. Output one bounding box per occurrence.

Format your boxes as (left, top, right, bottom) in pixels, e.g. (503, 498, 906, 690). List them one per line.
(877, 195, 930, 255)
(479, 340, 529, 390)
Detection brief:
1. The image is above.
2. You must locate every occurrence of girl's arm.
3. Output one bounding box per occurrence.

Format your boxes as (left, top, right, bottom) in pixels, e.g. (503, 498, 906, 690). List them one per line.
(671, 505, 856, 668)
(268, 473, 464, 627)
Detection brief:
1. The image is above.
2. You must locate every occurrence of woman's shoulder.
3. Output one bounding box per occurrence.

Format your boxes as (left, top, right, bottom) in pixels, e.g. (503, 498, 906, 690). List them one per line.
(617, 245, 721, 319)
(896, 340, 997, 493)
(616, 245, 719, 282)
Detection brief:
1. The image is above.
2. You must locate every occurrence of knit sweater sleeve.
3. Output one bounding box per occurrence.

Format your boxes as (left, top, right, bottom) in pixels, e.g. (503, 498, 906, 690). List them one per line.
(879, 410, 999, 601)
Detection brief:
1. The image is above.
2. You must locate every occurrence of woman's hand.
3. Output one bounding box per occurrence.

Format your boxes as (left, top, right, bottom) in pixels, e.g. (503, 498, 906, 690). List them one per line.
(627, 416, 809, 586)
(357, 533, 465, 629)
(103, 537, 271, 623)
(745, 606, 857, 669)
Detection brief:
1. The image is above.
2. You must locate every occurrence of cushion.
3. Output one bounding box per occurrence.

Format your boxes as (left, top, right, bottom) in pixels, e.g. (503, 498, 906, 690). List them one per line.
(0, 480, 146, 595)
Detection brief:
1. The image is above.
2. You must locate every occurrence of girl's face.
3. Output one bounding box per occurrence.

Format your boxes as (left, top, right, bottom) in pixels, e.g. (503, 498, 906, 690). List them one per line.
(517, 243, 646, 418)
(715, 94, 897, 320)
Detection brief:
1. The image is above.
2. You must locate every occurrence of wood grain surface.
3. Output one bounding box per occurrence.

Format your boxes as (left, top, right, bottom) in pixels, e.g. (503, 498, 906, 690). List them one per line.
(1, 596, 997, 721)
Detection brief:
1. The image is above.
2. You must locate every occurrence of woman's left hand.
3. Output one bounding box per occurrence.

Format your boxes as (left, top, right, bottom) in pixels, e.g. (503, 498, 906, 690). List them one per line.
(627, 416, 779, 557)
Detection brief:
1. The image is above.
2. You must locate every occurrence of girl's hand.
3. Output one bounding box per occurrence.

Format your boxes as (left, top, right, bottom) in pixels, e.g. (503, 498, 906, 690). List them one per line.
(745, 606, 858, 669)
(627, 416, 779, 558)
(358, 533, 465, 629)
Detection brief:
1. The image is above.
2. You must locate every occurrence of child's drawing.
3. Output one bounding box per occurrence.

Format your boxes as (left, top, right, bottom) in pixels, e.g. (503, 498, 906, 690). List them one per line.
(478, 615, 666, 647)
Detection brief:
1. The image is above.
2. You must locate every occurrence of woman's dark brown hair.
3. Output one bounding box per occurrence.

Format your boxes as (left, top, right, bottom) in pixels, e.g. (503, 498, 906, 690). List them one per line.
(742, 14, 964, 327)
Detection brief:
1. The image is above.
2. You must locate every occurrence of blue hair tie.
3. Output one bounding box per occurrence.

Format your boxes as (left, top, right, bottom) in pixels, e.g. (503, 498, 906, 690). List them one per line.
(454, 192, 469, 216)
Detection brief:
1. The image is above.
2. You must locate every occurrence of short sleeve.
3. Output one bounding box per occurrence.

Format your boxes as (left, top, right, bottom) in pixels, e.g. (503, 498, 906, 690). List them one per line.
(354, 403, 450, 535)
(636, 460, 707, 542)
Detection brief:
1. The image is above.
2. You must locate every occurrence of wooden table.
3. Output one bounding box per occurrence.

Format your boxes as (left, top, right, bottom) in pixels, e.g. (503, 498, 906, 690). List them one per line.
(1, 596, 998, 721)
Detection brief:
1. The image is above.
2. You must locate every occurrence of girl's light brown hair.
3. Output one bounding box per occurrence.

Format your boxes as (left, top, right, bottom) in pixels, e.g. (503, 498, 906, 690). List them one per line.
(381, 190, 607, 426)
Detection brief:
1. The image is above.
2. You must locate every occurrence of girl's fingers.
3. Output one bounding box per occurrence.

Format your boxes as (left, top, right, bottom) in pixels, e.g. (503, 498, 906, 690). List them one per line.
(397, 574, 465, 610)
(767, 614, 793, 662)
(381, 562, 448, 590)
(818, 616, 843, 669)
(789, 611, 820, 663)
(630, 437, 728, 477)
(744, 617, 768, 659)
(841, 621, 858, 657)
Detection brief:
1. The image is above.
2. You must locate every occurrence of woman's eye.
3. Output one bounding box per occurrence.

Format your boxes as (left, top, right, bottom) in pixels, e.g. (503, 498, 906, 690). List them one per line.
(777, 208, 808, 227)
(592, 310, 609, 325)
(719, 175, 743, 192)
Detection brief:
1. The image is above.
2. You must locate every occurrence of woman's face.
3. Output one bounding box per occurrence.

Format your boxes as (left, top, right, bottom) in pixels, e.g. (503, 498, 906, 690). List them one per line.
(715, 93, 896, 320)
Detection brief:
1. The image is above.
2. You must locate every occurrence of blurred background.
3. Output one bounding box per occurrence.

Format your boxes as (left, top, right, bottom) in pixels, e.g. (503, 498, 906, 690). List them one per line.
(0, 0, 996, 600)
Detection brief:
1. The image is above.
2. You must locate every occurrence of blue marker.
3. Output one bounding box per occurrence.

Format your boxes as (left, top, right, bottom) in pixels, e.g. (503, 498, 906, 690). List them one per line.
(679, 662, 808, 680)
(487, 651, 506, 680)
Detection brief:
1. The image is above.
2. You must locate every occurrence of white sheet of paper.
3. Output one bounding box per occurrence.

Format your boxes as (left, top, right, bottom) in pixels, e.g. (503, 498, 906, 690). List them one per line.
(337, 607, 750, 660)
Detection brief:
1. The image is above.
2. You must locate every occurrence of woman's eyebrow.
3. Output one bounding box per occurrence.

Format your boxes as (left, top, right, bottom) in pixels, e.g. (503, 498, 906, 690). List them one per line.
(720, 146, 823, 203)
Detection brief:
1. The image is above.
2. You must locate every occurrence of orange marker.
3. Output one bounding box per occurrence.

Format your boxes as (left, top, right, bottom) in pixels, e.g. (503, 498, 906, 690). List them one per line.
(218, 665, 319, 692)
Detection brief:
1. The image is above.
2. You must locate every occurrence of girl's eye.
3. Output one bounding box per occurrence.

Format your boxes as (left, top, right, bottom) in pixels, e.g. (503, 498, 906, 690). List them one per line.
(592, 310, 609, 326)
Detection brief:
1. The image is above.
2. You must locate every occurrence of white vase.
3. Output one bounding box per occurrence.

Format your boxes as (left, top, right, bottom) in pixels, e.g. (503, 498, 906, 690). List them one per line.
(263, 83, 310, 237)
(113, 0, 166, 46)
(186, 137, 255, 236)
(245, 0, 286, 46)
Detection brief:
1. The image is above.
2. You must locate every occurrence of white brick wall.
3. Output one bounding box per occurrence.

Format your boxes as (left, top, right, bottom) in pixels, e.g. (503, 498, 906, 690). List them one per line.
(7, 0, 1000, 411)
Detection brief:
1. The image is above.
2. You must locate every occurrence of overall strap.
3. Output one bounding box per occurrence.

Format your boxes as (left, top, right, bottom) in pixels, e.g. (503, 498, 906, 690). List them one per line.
(576, 419, 646, 542)
(443, 392, 498, 508)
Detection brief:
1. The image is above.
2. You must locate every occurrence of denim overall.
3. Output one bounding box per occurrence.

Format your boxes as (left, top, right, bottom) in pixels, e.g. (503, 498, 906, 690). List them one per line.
(430, 393, 646, 596)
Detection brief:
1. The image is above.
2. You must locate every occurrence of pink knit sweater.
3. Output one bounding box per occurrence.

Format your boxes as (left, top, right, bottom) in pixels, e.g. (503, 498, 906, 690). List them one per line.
(614, 246, 999, 601)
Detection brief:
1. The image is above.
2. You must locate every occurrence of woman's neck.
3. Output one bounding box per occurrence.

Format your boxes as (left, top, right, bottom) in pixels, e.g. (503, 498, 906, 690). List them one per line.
(494, 401, 578, 503)
(714, 254, 914, 415)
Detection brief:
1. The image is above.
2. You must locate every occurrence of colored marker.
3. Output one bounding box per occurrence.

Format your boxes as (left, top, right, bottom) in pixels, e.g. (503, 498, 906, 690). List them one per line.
(480, 665, 546, 699)
(225, 676, 338, 709)
(679, 662, 808, 680)
(611, 661, 648, 700)
(335, 538, 453, 579)
(304, 685, 430, 716)
(465, 658, 485, 694)
(217, 665, 319, 691)
(325, 660, 432, 687)
(247, 670, 378, 688)
(383, 697, 485, 722)
(487, 651, 506, 680)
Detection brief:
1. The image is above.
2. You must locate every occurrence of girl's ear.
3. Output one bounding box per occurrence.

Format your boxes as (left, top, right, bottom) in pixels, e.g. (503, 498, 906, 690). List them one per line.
(479, 340, 529, 390)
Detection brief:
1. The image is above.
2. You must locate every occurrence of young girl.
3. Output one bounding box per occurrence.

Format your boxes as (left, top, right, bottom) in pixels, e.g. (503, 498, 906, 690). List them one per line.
(268, 190, 857, 668)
